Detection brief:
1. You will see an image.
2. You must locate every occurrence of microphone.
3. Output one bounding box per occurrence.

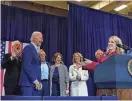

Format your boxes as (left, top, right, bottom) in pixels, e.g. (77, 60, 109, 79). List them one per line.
(117, 44, 131, 50)
(117, 44, 132, 54)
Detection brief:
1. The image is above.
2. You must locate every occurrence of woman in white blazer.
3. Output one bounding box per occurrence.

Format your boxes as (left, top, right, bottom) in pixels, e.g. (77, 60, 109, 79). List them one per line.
(69, 52, 89, 96)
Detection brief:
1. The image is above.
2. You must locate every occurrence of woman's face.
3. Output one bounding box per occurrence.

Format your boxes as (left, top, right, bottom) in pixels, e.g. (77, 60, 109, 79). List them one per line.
(108, 38, 117, 52)
(74, 54, 81, 63)
(55, 55, 62, 64)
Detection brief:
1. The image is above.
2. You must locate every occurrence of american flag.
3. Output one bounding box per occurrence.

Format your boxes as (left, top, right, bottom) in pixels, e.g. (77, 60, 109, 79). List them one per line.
(0, 41, 28, 96)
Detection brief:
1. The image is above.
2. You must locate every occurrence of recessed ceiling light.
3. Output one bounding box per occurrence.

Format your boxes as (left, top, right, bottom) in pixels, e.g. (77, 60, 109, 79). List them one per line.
(114, 4, 128, 11)
(75, 0, 82, 2)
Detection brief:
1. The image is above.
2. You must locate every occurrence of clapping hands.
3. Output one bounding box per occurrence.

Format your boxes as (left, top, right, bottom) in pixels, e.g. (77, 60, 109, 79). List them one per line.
(14, 49, 21, 57)
(11, 48, 21, 57)
(76, 73, 81, 80)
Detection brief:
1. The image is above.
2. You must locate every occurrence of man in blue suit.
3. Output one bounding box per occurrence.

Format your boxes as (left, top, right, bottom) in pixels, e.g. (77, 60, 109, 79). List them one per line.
(19, 31, 43, 96)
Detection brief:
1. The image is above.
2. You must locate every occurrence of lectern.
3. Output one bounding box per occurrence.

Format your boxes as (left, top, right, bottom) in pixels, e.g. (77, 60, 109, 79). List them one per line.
(94, 54, 132, 100)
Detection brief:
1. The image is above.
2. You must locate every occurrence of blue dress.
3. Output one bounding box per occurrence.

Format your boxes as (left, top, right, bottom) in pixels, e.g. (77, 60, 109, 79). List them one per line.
(52, 67, 60, 96)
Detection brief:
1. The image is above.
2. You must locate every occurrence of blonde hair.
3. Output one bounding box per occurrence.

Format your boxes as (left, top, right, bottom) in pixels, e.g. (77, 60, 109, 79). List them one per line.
(52, 52, 64, 64)
(109, 36, 124, 54)
(72, 52, 83, 64)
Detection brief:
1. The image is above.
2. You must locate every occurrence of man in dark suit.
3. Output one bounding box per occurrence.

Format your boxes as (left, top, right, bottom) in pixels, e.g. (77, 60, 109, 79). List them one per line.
(39, 49, 50, 96)
(1, 40, 22, 95)
(19, 31, 43, 96)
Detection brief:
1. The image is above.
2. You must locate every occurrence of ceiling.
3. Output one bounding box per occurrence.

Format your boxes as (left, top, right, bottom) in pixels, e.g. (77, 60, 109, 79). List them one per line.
(30, 1, 132, 18)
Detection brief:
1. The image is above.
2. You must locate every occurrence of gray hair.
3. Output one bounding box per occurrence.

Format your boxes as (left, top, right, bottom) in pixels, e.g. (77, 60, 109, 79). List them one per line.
(12, 40, 20, 47)
(30, 31, 42, 42)
(11, 40, 21, 52)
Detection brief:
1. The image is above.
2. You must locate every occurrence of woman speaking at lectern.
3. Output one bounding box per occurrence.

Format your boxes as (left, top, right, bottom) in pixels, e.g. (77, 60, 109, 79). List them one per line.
(80, 35, 124, 70)
(78, 35, 124, 96)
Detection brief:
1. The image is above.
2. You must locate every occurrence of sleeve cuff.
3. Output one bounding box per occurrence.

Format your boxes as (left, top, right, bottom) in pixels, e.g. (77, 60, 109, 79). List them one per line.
(33, 79, 39, 84)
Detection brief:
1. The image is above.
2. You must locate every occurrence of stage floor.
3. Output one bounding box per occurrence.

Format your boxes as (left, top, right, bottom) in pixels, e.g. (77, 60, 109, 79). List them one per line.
(1, 96, 118, 100)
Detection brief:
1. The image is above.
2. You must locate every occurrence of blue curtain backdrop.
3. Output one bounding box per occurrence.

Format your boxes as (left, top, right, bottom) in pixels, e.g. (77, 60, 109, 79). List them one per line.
(1, 5, 68, 64)
(67, 3, 132, 96)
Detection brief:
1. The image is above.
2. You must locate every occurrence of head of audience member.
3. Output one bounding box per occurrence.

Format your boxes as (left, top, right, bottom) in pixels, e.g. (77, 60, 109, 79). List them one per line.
(108, 36, 124, 54)
(39, 49, 46, 63)
(12, 40, 22, 56)
(73, 52, 83, 65)
(95, 49, 103, 59)
(30, 31, 43, 47)
(52, 52, 63, 65)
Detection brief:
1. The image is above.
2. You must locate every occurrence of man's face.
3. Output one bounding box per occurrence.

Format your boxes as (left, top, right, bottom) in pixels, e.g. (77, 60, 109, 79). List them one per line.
(12, 42, 21, 52)
(34, 33, 43, 47)
(40, 52, 46, 62)
(95, 50, 103, 59)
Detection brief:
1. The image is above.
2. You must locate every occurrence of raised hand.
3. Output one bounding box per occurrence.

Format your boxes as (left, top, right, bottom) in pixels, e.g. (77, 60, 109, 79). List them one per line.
(11, 51, 16, 57)
(77, 62, 87, 67)
(84, 58, 92, 65)
(14, 47, 21, 57)
(16, 50, 21, 57)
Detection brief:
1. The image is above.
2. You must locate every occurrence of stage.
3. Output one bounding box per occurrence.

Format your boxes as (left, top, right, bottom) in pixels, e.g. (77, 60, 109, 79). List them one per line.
(1, 96, 118, 100)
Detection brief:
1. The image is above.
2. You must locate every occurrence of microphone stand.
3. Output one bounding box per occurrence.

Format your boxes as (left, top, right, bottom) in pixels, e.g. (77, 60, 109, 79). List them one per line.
(128, 48, 132, 55)
(125, 48, 132, 55)
(125, 49, 128, 54)
(117, 44, 132, 55)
